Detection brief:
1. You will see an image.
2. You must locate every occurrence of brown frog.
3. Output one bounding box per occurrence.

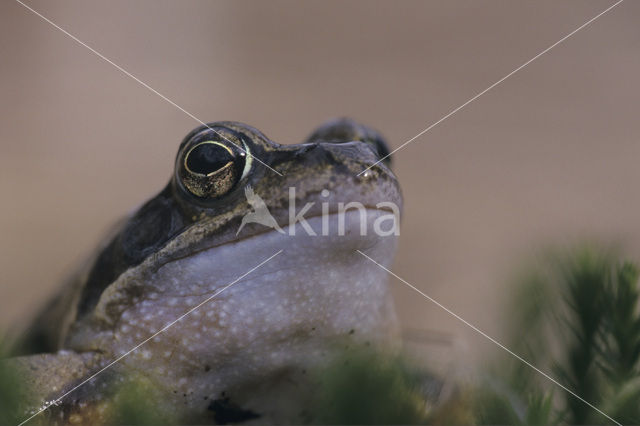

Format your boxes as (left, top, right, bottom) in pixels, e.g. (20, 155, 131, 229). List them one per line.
(8, 118, 402, 424)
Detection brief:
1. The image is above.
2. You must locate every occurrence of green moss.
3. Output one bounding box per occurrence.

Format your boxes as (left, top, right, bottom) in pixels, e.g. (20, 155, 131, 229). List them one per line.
(478, 245, 640, 425)
(107, 374, 178, 426)
(0, 339, 26, 425)
(310, 347, 429, 425)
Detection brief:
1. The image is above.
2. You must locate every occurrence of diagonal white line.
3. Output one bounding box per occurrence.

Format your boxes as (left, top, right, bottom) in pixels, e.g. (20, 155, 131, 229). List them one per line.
(358, 0, 624, 176)
(17, 250, 283, 426)
(356, 249, 621, 426)
(13, 0, 283, 177)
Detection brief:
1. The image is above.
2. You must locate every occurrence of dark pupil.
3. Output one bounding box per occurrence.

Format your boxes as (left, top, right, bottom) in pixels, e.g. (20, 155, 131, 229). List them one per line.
(187, 143, 234, 174)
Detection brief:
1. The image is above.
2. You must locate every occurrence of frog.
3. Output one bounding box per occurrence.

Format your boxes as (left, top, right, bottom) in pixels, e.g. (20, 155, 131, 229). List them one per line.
(5, 118, 403, 425)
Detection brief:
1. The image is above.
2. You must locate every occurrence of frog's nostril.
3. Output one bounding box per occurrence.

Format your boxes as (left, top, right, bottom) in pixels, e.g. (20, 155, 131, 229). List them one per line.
(368, 136, 392, 166)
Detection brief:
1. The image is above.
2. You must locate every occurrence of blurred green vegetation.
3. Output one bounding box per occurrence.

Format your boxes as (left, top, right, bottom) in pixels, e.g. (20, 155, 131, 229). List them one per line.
(312, 350, 424, 424)
(480, 245, 640, 425)
(311, 348, 435, 424)
(0, 339, 24, 425)
(107, 374, 177, 425)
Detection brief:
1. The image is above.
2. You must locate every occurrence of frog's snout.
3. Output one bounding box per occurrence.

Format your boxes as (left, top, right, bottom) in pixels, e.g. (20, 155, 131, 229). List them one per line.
(304, 117, 392, 166)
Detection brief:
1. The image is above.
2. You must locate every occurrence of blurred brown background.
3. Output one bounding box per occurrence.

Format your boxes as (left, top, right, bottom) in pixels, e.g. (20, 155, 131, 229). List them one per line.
(1, 1, 639, 368)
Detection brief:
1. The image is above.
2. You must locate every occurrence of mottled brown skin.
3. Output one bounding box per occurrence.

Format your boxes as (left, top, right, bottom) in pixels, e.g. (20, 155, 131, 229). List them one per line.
(8, 119, 402, 425)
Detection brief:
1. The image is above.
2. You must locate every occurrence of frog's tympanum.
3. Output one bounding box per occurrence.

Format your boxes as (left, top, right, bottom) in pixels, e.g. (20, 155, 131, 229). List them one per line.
(8, 119, 403, 425)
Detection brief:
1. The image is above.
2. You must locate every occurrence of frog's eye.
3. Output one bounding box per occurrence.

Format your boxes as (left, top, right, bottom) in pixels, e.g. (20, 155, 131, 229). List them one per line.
(178, 140, 250, 198)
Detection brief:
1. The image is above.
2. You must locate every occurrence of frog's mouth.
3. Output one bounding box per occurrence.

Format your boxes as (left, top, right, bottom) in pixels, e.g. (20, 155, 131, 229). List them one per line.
(152, 204, 399, 276)
(237, 203, 398, 240)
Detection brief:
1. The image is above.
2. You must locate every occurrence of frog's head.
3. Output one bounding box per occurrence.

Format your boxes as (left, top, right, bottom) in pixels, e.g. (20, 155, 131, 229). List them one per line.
(58, 119, 401, 414)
